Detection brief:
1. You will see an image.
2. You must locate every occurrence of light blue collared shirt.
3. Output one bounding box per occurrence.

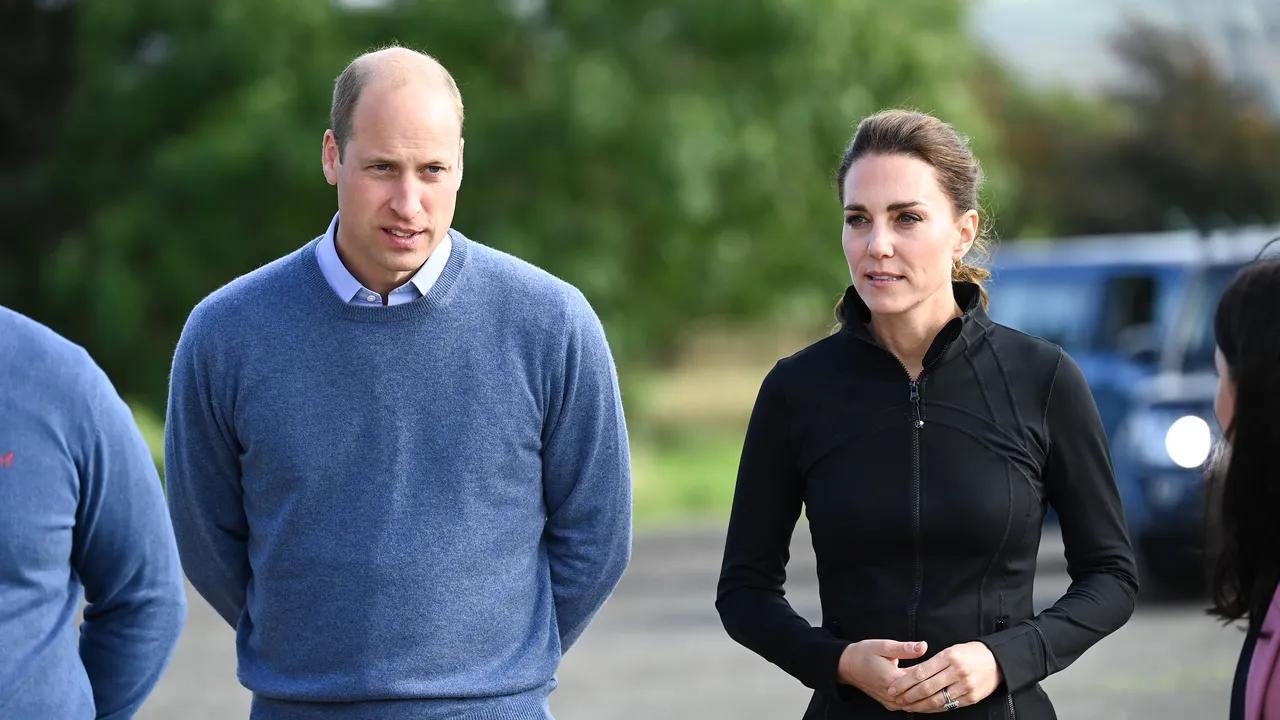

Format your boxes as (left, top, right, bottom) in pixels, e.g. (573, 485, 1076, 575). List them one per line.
(315, 213, 453, 307)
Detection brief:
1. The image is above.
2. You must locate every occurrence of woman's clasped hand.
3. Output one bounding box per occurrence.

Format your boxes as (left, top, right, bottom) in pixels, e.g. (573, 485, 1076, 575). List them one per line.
(838, 639, 1003, 713)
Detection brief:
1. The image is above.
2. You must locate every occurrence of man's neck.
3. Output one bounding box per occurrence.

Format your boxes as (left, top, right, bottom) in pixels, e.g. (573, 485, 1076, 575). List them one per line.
(334, 234, 432, 297)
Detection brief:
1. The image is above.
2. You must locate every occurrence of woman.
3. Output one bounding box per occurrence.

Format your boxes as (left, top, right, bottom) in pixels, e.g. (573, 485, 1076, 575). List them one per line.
(1207, 248, 1280, 720)
(716, 109, 1138, 718)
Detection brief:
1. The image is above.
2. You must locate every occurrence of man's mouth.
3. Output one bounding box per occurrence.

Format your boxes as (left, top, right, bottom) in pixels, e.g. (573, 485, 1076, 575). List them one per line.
(386, 227, 423, 238)
(383, 227, 426, 246)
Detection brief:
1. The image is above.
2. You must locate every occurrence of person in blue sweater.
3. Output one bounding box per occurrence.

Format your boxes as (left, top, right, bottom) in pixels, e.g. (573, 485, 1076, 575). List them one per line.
(0, 306, 187, 719)
(164, 46, 632, 720)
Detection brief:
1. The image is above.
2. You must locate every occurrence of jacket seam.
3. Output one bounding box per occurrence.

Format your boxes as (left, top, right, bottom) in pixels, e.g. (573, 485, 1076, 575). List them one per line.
(962, 345, 999, 422)
(1040, 352, 1065, 461)
(977, 463, 1018, 641)
(983, 327, 1028, 434)
(1027, 619, 1055, 676)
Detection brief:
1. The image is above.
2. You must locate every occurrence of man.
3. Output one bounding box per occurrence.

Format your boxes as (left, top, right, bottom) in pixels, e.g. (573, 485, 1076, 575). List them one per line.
(0, 306, 186, 719)
(165, 46, 632, 719)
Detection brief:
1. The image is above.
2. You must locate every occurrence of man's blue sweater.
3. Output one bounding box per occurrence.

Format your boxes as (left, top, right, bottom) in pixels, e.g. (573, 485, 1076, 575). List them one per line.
(0, 306, 186, 719)
(165, 230, 632, 719)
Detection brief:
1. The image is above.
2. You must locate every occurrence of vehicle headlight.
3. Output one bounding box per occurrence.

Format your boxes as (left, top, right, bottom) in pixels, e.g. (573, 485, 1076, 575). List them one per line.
(1164, 415, 1212, 469)
(1121, 409, 1217, 470)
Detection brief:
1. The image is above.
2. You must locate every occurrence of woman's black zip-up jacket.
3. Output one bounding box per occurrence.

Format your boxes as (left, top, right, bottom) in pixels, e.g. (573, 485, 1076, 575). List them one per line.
(717, 283, 1139, 719)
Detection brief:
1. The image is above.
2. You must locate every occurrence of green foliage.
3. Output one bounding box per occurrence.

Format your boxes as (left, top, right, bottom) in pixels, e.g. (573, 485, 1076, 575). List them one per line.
(632, 425, 745, 526)
(4, 0, 997, 408)
(983, 19, 1280, 239)
(1107, 20, 1280, 234)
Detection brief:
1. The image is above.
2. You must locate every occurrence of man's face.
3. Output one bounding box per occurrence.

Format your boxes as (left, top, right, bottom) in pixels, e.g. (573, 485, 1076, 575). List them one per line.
(322, 78, 463, 295)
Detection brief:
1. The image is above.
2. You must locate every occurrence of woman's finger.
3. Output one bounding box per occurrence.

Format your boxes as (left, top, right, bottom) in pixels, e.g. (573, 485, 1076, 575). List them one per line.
(897, 665, 962, 706)
(900, 680, 973, 714)
(887, 652, 949, 698)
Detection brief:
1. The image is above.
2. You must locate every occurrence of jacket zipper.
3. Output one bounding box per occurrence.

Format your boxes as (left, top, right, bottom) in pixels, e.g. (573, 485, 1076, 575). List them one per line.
(907, 376, 923, 643)
(896, 353, 946, 720)
(858, 329, 954, 718)
(995, 611, 1017, 720)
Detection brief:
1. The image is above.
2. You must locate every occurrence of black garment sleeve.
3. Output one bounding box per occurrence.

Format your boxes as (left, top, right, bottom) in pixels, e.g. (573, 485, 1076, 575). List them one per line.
(717, 364, 851, 696)
(978, 351, 1139, 693)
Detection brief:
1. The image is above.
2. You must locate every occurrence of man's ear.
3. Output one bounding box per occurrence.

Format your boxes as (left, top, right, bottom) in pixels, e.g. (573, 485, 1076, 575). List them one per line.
(322, 130, 341, 186)
(457, 137, 465, 186)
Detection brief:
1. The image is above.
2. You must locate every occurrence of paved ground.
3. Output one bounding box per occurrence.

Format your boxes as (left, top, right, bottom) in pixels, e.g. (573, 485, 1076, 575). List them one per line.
(140, 525, 1243, 719)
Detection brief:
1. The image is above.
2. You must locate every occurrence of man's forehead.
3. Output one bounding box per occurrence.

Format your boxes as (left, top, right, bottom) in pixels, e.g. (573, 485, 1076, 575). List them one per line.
(352, 70, 461, 132)
(352, 65, 457, 113)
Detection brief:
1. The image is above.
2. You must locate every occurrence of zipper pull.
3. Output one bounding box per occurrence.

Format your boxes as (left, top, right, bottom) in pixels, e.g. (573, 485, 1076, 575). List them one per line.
(909, 381, 923, 428)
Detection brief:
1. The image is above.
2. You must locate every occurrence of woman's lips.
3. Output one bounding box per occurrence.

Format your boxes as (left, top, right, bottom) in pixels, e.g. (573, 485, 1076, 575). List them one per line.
(865, 272, 905, 286)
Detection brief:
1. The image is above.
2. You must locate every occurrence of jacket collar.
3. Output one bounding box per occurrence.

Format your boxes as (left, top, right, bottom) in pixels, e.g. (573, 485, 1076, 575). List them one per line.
(840, 282, 987, 368)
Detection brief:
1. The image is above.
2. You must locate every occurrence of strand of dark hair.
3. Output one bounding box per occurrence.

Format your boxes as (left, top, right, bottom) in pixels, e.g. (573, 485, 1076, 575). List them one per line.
(1207, 250, 1280, 626)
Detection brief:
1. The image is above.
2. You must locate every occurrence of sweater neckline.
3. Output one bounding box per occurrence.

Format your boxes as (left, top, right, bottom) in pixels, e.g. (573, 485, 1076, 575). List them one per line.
(298, 229, 471, 322)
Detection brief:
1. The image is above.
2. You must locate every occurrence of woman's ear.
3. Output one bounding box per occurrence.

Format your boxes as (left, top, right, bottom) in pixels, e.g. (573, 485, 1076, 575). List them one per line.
(954, 209, 979, 262)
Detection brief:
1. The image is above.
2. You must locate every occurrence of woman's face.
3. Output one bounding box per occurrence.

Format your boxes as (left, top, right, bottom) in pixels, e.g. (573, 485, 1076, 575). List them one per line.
(1214, 346, 1236, 438)
(841, 153, 977, 319)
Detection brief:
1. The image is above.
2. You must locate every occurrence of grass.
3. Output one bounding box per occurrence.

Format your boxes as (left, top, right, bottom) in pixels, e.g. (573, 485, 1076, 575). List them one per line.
(631, 425, 745, 528)
(129, 400, 166, 475)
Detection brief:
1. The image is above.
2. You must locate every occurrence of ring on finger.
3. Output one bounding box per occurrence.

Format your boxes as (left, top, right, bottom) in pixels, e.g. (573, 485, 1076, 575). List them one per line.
(942, 686, 960, 712)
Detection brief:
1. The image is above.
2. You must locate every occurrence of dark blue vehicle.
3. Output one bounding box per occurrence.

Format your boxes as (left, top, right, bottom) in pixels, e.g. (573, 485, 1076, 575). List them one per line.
(1107, 263, 1241, 585)
(988, 229, 1274, 586)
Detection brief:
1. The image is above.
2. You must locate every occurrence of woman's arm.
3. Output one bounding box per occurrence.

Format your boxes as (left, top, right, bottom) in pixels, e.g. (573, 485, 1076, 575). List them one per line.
(978, 350, 1140, 693)
(716, 364, 852, 696)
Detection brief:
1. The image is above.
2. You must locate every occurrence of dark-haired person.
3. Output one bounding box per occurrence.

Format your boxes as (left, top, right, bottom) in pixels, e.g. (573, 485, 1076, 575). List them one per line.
(717, 109, 1138, 718)
(0, 306, 186, 719)
(1207, 249, 1280, 720)
(165, 46, 630, 719)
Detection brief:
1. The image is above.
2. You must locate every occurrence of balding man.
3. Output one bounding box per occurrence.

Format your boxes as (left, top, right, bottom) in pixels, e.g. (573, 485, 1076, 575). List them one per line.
(165, 46, 631, 720)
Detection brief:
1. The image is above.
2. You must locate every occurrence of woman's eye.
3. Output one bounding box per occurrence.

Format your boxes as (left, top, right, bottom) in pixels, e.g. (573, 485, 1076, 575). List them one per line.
(845, 215, 868, 226)
(898, 213, 922, 224)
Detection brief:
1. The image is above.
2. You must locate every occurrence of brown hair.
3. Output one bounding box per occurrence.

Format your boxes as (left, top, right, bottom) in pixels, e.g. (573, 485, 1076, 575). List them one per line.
(833, 109, 991, 323)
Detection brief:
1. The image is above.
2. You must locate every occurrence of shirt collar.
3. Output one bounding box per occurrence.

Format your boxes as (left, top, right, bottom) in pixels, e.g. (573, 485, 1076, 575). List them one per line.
(315, 212, 454, 305)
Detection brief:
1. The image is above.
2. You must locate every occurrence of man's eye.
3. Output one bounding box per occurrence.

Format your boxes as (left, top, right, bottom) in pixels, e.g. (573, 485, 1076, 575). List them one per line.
(425, 166, 445, 175)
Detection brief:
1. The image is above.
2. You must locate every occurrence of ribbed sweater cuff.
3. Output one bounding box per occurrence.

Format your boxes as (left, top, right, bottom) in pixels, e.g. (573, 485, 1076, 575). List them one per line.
(250, 689, 552, 720)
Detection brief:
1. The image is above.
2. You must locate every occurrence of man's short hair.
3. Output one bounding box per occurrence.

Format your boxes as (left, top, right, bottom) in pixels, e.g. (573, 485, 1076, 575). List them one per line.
(330, 45, 464, 160)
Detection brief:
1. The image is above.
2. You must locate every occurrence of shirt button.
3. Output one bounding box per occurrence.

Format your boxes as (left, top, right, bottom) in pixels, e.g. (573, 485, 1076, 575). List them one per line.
(366, 294, 377, 302)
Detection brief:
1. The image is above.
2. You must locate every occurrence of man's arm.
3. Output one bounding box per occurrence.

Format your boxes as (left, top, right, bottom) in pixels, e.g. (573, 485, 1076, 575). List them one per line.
(540, 289, 632, 653)
(73, 359, 186, 720)
(164, 308, 251, 627)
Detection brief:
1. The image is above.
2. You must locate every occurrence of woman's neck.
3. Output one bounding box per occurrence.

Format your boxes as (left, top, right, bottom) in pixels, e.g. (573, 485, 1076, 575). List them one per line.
(868, 288, 961, 381)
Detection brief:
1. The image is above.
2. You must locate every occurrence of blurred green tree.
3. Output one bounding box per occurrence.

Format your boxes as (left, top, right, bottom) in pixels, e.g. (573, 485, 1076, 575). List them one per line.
(1109, 20, 1280, 235)
(5, 0, 999, 409)
(983, 19, 1280, 239)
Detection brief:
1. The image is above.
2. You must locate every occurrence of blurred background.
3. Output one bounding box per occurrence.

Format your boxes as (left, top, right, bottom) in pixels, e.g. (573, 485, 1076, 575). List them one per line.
(4, 0, 1280, 717)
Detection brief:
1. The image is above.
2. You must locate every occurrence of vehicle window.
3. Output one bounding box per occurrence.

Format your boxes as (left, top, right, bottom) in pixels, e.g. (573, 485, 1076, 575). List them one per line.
(1176, 265, 1241, 372)
(990, 266, 1181, 361)
(1099, 275, 1158, 360)
(988, 273, 1100, 349)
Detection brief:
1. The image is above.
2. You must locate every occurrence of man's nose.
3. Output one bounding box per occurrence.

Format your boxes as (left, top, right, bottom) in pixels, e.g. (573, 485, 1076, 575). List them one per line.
(389, 178, 423, 219)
